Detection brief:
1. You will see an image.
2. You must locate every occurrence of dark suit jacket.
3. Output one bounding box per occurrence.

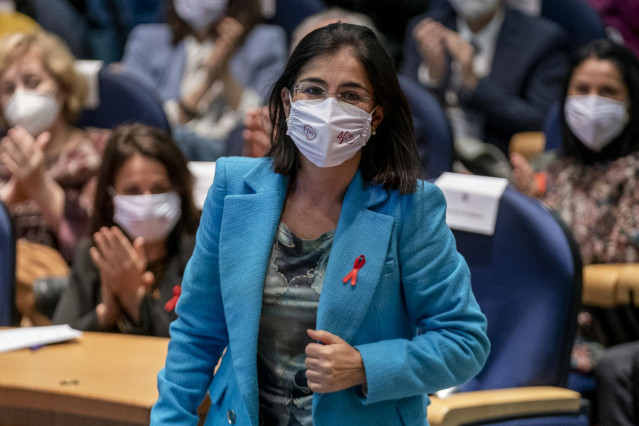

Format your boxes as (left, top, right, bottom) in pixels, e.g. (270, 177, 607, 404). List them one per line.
(401, 5, 569, 153)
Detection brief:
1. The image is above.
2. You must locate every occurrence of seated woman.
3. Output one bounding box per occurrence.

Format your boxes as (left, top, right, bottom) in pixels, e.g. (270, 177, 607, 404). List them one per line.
(511, 38, 638, 267)
(121, 0, 287, 161)
(0, 30, 106, 325)
(53, 123, 199, 337)
(511, 39, 639, 424)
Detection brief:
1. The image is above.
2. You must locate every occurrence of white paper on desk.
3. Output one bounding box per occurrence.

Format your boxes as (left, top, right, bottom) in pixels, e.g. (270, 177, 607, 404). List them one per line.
(0, 325, 82, 353)
(434, 172, 508, 235)
(188, 161, 216, 210)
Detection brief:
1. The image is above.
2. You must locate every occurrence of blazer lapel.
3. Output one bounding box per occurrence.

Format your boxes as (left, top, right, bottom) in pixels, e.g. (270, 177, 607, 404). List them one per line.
(218, 162, 288, 424)
(316, 172, 394, 343)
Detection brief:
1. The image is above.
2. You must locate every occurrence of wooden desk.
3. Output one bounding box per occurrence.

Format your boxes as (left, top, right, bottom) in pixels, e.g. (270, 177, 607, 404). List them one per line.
(0, 332, 168, 425)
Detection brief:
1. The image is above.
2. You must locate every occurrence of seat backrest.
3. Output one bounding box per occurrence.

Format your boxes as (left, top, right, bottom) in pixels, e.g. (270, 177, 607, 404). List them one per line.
(541, 0, 606, 52)
(266, 0, 326, 43)
(398, 74, 454, 179)
(0, 201, 15, 326)
(543, 102, 563, 151)
(453, 186, 582, 391)
(76, 65, 170, 132)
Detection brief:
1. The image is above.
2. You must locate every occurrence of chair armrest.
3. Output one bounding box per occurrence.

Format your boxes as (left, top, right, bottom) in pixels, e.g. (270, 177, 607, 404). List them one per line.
(616, 264, 639, 306)
(428, 386, 582, 426)
(509, 132, 545, 160)
(582, 264, 639, 308)
(582, 264, 623, 308)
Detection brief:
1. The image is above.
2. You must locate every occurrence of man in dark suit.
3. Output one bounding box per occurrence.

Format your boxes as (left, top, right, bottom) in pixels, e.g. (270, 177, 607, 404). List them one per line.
(401, 0, 568, 155)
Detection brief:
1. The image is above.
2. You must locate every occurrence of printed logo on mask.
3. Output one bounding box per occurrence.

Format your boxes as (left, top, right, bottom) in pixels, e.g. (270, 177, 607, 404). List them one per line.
(337, 131, 354, 145)
(303, 124, 317, 140)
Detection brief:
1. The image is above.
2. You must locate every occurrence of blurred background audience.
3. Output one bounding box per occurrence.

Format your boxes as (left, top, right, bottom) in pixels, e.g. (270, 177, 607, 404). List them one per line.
(120, 0, 287, 161)
(511, 38, 639, 424)
(401, 0, 568, 178)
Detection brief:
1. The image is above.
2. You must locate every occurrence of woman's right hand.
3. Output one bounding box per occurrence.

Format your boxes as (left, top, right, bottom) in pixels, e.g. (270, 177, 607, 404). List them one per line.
(242, 107, 271, 157)
(510, 152, 538, 197)
(413, 18, 448, 83)
(0, 126, 51, 198)
(206, 16, 245, 82)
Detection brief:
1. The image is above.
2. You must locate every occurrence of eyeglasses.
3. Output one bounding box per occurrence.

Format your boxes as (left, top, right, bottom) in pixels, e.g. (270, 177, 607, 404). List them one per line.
(292, 82, 374, 106)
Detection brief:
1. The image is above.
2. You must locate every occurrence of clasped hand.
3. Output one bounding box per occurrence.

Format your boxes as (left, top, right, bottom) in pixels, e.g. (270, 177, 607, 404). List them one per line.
(305, 329, 366, 394)
(413, 18, 478, 90)
(206, 16, 245, 82)
(90, 226, 154, 326)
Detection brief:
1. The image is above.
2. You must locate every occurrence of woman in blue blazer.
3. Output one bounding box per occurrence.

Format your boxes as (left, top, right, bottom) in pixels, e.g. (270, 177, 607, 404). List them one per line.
(151, 23, 490, 426)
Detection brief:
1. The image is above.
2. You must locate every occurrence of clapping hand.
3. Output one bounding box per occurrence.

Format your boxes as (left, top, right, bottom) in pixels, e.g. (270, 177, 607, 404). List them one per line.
(413, 18, 478, 90)
(90, 227, 154, 324)
(413, 18, 449, 82)
(0, 126, 51, 198)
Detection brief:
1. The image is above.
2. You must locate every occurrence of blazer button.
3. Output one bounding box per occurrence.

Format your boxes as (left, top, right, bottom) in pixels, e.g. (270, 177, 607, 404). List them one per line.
(227, 409, 236, 424)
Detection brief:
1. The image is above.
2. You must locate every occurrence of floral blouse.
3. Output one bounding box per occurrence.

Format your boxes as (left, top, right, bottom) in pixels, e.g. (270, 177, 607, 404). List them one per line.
(0, 129, 108, 263)
(543, 151, 639, 265)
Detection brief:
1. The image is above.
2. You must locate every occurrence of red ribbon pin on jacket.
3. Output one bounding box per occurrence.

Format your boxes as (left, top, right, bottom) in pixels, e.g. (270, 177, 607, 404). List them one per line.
(164, 285, 181, 312)
(343, 255, 366, 286)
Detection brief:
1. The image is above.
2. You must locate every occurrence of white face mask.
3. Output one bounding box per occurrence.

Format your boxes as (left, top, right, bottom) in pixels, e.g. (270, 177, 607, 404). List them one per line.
(564, 94, 629, 152)
(174, 0, 228, 32)
(286, 97, 374, 168)
(113, 191, 182, 243)
(448, 0, 501, 20)
(3, 88, 61, 136)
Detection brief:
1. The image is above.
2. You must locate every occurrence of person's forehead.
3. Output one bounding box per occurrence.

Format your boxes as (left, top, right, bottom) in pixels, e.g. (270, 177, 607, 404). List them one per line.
(1, 48, 46, 78)
(297, 49, 372, 88)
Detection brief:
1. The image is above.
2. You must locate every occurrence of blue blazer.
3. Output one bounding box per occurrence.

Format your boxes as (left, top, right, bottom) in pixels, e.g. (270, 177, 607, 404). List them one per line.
(121, 23, 288, 102)
(401, 5, 569, 153)
(151, 157, 489, 425)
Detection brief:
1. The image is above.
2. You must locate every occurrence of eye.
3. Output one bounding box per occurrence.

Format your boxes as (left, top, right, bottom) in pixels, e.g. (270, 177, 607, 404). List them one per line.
(0, 82, 15, 98)
(23, 74, 41, 90)
(339, 90, 364, 103)
(301, 85, 324, 97)
(119, 185, 142, 196)
(570, 82, 590, 95)
(151, 184, 173, 194)
(599, 86, 620, 98)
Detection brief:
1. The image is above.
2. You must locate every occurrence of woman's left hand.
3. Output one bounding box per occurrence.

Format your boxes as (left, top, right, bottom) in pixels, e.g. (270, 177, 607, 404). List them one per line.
(305, 329, 366, 394)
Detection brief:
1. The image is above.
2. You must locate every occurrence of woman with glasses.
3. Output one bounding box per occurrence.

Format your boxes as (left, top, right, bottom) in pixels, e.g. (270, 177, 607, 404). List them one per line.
(152, 23, 489, 425)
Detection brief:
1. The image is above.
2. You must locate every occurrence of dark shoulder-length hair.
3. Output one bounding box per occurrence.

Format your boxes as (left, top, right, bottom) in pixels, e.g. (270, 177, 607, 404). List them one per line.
(166, 0, 263, 46)
(91, 124, 199, 253)
(267, 22, 422, 194)
(560, 39, 639, 164)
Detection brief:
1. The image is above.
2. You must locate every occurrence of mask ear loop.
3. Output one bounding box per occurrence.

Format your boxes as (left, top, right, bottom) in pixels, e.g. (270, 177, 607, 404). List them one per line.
(370, 106, 378, 135)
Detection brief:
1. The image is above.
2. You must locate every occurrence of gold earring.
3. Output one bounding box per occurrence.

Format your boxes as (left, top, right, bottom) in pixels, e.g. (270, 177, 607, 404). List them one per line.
(371, 125, 376, 135)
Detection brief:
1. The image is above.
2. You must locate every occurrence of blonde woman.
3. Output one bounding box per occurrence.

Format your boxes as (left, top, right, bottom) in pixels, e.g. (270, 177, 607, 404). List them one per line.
(0, 31, 106, 325)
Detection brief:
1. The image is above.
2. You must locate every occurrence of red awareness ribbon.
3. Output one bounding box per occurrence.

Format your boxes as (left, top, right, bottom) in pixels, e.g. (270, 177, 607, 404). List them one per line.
(343, 255, 366, 287)
(164, 285, 181, 312)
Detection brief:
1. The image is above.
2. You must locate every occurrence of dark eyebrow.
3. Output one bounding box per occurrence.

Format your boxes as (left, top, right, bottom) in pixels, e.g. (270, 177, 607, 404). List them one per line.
(298, 77, 371, 94)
